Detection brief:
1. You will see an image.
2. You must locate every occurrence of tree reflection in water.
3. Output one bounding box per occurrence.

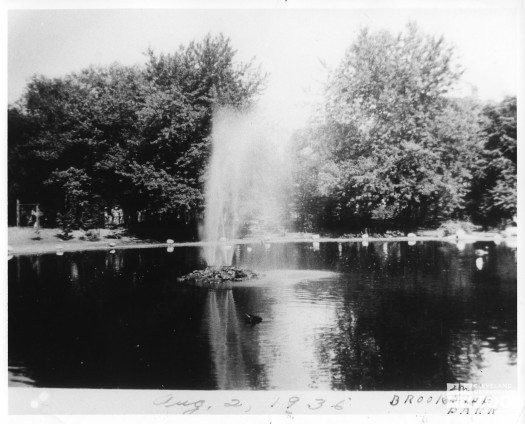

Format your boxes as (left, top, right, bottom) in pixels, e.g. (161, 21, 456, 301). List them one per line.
(7, 242, 516, 390)
(312, 242, 517, 390)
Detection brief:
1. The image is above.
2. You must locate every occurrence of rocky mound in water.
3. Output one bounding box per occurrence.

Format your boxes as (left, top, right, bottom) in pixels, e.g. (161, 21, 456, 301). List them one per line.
(177, 266, 260, 287)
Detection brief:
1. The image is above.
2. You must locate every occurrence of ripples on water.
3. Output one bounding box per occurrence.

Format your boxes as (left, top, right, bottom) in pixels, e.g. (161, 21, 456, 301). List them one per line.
(8, 241, 517, 390)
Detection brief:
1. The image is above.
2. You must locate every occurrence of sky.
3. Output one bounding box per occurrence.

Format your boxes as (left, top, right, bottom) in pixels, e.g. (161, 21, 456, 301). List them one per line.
(6, 3, 522, 129)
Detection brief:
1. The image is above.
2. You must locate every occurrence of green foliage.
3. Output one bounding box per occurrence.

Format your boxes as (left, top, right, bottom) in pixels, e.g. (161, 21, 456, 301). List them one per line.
(9, 34, 265, 230)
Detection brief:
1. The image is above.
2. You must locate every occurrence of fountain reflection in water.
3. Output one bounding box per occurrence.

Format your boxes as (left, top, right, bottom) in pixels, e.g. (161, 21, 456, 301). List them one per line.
(204, 289, 267, 389)
(202, 107, 290, 266)
(6, 243, 517, 390)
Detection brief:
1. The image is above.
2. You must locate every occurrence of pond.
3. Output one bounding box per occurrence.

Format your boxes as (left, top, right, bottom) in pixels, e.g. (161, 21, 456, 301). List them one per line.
(8, 241, 517, 391)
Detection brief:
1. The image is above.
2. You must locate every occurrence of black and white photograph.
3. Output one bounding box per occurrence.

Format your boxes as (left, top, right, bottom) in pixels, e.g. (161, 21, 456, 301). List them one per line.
(4, 0, 523, 421)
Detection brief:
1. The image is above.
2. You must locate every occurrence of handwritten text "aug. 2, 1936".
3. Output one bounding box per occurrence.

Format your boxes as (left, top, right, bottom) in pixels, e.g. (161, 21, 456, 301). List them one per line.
(153, 394, 352, 414)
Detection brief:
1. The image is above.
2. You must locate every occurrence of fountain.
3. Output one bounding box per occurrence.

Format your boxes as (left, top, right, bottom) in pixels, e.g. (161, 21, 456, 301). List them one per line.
(202, 106, 289, 265)
(179, 106, 290, 285)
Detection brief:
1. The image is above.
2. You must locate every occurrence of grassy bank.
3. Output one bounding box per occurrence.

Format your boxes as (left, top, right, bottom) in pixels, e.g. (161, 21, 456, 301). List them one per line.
(7, 227, 153, 255)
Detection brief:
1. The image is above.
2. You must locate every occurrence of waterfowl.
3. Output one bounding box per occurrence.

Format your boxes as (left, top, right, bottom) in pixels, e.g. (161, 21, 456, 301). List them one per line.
(244, 313, 262, 325)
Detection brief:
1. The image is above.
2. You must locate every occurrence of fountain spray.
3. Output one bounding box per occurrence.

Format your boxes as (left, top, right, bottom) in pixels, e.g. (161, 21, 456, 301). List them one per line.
(202, 105, 291, 266)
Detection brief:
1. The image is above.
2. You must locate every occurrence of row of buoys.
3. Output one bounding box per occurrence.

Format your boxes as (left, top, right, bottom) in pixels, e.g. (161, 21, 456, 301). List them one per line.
(309, 233, 421, 249)
(54, 241, 120, 256)
(13, 229, 504, 260)
(455, 228, 517, 251)
(361, 233, 417, 246)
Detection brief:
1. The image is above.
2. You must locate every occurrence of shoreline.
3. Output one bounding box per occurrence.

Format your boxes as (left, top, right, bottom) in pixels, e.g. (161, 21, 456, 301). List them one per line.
(8, 227, 507, 256)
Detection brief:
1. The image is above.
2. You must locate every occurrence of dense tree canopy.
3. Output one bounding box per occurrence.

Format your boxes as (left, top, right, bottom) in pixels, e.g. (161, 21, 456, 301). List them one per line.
(8, 28, 516, 236)
(9, 34, 265, 233)
(291, 23, 510, 231)
(468, 96, 517, 226)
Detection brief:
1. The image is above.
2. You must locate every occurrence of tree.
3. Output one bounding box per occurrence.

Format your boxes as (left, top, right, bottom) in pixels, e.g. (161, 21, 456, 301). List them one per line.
(9, 64, 144, 225)
(8, 34, 266, 235)
(127, 34, 265, 219)
(294, 23, 483, 231)
(45, 167, 100, 236)
(7, 108, 40, 223)
(290, 124, 343, 231)
(468, 96, 517, 226)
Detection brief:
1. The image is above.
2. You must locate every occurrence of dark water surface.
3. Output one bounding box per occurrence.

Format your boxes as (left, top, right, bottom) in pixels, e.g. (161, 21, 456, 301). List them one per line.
(8, 241, 517, 390)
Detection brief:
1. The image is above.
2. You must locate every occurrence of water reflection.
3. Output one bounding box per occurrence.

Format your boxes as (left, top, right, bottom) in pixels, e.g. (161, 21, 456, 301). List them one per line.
(205, 290, 245, 388)
(8, 242, 516, 390)
(8, 365, 36, 387)
(204, 290, 267, 389)
(476, 257, 484, 270)
(105, 248, 124, 272)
